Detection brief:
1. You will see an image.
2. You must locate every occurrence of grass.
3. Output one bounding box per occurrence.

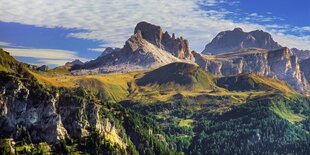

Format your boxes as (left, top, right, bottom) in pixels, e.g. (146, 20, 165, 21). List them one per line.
(47, 65, 71, 75)
(249, 74, 296, 94)
(216, 73, 296, 95)
(0, 139, 14, 154)
(30, 71, 137, 102)
(270, 99, 306, 123)
(0, 49, 21, 73)
(178, 119, 194, 127)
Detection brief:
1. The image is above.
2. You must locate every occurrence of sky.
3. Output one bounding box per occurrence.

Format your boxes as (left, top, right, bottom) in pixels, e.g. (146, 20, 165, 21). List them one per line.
(0, 0, 309, 67)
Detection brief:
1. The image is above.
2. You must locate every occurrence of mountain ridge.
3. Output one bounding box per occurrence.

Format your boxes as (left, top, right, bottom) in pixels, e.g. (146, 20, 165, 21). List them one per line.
(202, 28, 282, 54)
(1, 48, 310, 154)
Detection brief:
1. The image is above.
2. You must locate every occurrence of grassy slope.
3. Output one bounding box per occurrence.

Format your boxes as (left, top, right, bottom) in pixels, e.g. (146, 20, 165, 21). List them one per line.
(30, 62, 298, 104)
(31, 71, 136, 102)
(0, 49, 22, 73)
(216, 74, 296, 94)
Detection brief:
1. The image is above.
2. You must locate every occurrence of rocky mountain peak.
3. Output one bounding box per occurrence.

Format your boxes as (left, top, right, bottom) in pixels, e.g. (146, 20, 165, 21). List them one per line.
(203, 28, 282, 54)
(134, 21, 163, 48)
(123, 30, 144, 53)
(99, 47, 121, 57)
(132, 21, 192, 59)
(65, 59, 84, 66)
(233, 27, 243, 32)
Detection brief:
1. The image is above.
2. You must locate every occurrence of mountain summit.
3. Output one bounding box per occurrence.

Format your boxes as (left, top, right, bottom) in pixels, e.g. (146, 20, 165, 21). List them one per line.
(75, 22, 193, 74)
(202, 28, 282, 54)
(134, 22, 192, 59)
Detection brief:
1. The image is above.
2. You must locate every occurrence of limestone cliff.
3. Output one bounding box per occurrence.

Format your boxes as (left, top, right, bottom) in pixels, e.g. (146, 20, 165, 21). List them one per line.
(195, 47, 309, 93)
(0, 74, 125, 148)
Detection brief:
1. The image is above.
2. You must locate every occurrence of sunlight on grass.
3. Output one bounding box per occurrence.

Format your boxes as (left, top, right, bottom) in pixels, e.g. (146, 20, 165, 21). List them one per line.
(179, 119, 194, 127)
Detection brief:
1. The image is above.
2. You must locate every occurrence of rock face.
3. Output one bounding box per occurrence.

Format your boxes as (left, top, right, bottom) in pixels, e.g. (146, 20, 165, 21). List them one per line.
(291, 48, 310, 61)
(300, 58, 310, 89)
(0, 74, 123, 145)
(202, 28, 282, 54)
(99, 47, 121, 57)
(75, 22, 193, 74)
(135, 22, 192, 59)
(195, 47, 309, 93)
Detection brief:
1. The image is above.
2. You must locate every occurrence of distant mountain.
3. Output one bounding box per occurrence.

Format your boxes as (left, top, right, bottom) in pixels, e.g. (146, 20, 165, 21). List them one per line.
(74, 22, 193, 74)
(202, 28, 282, 54)
(195, 47, 309, 93)
(65, 59, 84, 66)
(291, 48, 310, 61)
(136, 62, 217, 91)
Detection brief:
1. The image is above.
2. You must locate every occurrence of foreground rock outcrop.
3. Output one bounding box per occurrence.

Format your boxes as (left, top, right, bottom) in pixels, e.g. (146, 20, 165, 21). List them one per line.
(0, 74, 124, 147)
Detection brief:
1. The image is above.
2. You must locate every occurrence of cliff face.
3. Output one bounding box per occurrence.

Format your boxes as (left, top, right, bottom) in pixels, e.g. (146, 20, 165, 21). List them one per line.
(291, 48, 310, 61)
(196, 47, 309, 93)
(134, 22, 192, 59)
(300, 58, 310, 92)
(202, 28, 282, 54)
(0, 74, 124, 147)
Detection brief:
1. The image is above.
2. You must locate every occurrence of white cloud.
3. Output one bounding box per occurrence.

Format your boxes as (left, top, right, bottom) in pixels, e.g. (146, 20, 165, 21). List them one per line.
(3, 48, 88, 66)
(37, 59, 76, 66)
(300, 26, 310, 32)
(0, 0, 310, 52)
(0, 41, 12, 46)
(88, 48, 106, 52)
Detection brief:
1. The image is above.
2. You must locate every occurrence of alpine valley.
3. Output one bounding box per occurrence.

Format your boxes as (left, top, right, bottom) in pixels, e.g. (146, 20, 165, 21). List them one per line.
(1, 22, 310, 155)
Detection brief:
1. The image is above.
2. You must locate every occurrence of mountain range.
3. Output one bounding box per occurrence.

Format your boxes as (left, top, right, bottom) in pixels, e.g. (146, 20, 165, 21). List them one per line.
(72, 22, 310, 95)
(1, 22, 310, 154)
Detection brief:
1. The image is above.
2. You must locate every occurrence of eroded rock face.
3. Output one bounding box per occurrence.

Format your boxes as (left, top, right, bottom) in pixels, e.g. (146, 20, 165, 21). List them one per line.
(300, 58, 310, 89)
(202, 28, 282, 54)
(291, 48, 310, 61)
(134, 22, 192, 59)
(99, 47, 121, 58)
(134, 22, 163, 48)
(0, 75, 123, 144)
(195, 48, 309, 93)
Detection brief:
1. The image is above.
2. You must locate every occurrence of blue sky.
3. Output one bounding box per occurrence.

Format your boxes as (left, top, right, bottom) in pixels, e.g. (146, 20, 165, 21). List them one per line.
(0, 0, 309, 67)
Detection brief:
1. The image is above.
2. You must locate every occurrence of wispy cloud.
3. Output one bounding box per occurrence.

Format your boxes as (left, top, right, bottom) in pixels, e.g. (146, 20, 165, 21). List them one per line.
(4, 48, 88, 66)
(0, 0, 310, 52)
(88, 48, 106, 52)
(0, 41, 12, 46)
